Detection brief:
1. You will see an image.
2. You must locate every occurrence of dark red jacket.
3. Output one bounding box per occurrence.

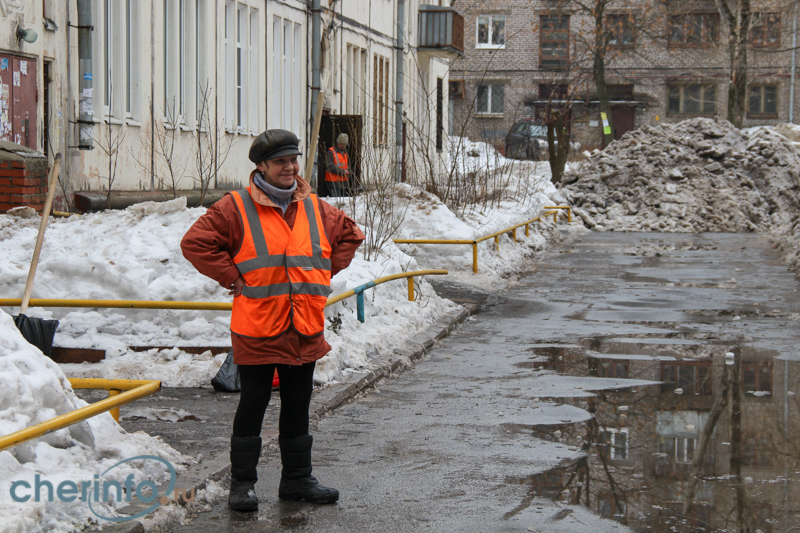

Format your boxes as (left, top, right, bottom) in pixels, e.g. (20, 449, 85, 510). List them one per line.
(181, 172, 365, 365)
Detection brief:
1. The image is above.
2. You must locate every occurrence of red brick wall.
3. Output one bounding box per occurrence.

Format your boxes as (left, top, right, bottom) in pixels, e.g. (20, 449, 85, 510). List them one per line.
(0, 160, 48, 213)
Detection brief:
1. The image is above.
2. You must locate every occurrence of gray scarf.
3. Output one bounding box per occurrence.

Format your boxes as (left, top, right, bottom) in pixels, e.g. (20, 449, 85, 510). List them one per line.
(253, 172, 297, 214)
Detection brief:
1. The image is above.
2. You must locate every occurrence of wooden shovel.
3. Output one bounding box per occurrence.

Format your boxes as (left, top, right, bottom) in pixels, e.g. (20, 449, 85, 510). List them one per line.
(14, 153, 62, 356)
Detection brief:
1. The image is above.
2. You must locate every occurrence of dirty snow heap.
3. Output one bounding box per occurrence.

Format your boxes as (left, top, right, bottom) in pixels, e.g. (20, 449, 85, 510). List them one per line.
(561, 117, 800, 271)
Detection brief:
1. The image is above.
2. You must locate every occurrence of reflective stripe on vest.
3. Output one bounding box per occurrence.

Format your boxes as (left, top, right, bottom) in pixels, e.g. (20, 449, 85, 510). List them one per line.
(324, 148, 348, 182)
(229, 188, 332, 339)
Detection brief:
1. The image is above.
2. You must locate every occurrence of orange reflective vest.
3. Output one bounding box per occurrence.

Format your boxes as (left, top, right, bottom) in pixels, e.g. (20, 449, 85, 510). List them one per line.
(325, 148, 348, 182)
(229, 188, 332, 339)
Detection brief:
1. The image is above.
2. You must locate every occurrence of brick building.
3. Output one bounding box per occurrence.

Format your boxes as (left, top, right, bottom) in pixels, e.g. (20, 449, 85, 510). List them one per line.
(449, 0, 799, 153)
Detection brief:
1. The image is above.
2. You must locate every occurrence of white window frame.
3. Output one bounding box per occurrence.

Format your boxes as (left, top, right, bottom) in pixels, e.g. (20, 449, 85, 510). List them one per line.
(196, 0, 207, 126)
(224, 2, 235, 130)
(294, 23, 302, 137)
(476, 83, 504, 115)
(272, 16, 281, 128)
(163, 1, 188, 125)
(600, 428, 629, 461)
(124, 0, 141, 122)
(249, 10, 259, 134)
(476, 14, 506, 49)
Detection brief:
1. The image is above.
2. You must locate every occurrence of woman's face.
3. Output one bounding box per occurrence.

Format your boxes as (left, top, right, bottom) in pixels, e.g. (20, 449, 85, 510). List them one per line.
(257, 155, 299, 189)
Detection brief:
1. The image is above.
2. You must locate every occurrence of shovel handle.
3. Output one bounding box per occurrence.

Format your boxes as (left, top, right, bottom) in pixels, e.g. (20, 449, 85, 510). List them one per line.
(20, 154, 62, 315)
(304, 91, 325, 185)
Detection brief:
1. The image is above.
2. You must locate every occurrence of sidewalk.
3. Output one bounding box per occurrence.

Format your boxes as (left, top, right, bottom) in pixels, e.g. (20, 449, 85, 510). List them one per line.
(82, 284, 482, 532)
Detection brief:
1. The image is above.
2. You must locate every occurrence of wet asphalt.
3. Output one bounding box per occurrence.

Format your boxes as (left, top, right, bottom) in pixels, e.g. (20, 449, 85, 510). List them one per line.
(103, 231, 800, 532)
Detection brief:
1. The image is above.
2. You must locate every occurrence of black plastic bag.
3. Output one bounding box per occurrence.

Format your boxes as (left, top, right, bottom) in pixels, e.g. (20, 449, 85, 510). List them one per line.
(211, 349, 241, 392)
(14, 314, 59, 358)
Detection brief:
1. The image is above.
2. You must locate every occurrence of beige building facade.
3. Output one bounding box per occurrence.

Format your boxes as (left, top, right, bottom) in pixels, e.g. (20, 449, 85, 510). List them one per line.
(0, 0, 460, 211)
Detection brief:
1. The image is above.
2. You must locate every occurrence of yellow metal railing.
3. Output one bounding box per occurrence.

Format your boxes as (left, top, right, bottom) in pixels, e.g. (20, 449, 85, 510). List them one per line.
(0, 379, 160, 452)
(327, 269, 448, 322)
(0, 269, 448, 314)
(394, 206, 571, 273)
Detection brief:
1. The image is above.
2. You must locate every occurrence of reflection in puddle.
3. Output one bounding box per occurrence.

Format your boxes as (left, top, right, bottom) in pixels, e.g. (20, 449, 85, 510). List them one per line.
(522, 339, 799, 531)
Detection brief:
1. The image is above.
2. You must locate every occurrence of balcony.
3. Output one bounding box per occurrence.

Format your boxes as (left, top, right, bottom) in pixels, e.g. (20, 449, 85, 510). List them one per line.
(418, 5, 464, 59)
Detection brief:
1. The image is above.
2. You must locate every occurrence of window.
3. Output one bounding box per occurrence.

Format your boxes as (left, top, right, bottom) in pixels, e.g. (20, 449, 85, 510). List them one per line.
(669, 13, 719, 46)
(606, 14, 635, 47)
(226, 2, 258, 132)
(373, 54, 390, 146)
(95, 0, 139, 120)
(743, 435, 772, 466)
(449, 80, 465, 100)
(742, 361, 772, 395)
(540, 15, 570, 69)
(164, 1, 187, 121)
(661, 361, 712, 394)
(539, 84, 568, 101)
(748, 85, 778, 116)
(599, 428, 628, 460)
(750, 13, 780, 47)
(476, 84, 504, 115)
(477, 15, 505, 48)
(345, 45, 368, 116)
(667, 84, 716, 115)
(599, 359, 629, 378)
(658, 436, 697, 463)
(105, 0, 114, 110)
(598, 494, 626, 523)
(196, 0, 207, 124)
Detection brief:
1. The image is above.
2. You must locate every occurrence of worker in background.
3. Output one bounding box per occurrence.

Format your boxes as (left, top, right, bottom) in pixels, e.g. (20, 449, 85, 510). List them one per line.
(325, 133, 350, 197)
(181, 129, 365, 512)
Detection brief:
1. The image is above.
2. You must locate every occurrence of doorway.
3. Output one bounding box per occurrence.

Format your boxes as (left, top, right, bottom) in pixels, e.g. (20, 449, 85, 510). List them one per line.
(317, 114, 363, 197)
(0, 52, 38, 150)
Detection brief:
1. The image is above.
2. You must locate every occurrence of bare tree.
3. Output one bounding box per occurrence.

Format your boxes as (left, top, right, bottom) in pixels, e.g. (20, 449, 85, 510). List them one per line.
(194, 82, 235, 204)
(89, 110, 127, 209)
(716, 0, 751, 127)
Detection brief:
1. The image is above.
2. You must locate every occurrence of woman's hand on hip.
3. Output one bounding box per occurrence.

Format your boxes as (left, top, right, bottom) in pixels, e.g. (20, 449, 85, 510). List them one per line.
(229, 276, 245, 297)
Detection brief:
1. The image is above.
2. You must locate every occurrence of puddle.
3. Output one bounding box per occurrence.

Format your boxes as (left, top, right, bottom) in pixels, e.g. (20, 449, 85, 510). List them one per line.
(517, 338, 800, 530)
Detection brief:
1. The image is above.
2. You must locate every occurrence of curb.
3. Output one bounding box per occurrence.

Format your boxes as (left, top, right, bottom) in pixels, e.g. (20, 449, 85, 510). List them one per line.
(107, 303, 478, 531)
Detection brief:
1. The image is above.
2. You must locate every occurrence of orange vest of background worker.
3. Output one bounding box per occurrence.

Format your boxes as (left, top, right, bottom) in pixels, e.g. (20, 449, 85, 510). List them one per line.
(324, 133, 350, 183)
(228, 188, 332, 339)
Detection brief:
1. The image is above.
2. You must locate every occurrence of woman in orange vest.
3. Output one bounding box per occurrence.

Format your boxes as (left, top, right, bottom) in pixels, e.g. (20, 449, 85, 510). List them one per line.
(181, 129, 365, 512)
(324, 133, 350, 197)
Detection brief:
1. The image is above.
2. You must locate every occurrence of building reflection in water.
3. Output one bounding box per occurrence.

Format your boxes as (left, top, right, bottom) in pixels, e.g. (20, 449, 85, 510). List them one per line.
(516, 340, 799, 532)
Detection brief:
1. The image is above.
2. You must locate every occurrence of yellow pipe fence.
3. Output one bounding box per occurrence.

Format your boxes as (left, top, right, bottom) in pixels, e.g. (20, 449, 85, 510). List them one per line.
(394, 206, 571, 273)
(0, 379, 160, 452)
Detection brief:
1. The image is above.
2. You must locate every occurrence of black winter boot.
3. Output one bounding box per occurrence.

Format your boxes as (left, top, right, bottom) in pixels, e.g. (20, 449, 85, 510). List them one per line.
(229, 435, 261, 512)
(278, 434, 339, 504)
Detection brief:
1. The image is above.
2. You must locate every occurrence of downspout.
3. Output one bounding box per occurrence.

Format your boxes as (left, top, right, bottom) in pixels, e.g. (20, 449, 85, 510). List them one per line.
(395, 0, 405, 183)
(150, 3, 155, 190)
(311, 0, 321, 188)
(790, 2, 797, 123)
(76, 0, 93, 150)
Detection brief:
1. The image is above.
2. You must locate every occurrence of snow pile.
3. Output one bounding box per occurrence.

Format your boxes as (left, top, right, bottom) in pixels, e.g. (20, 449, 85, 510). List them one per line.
(562, 118, 800, 231)
(0, 309, 184, 532)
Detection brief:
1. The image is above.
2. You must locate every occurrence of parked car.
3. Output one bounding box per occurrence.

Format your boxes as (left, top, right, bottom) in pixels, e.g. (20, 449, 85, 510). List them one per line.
(505, 120, 548, 161)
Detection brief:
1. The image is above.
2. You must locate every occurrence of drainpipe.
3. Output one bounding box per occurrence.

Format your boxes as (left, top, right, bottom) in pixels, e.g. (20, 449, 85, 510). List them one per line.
(76, 0, 93, 149)
(395, 0, 405, 183)
(150, 4, 155, 190)
(311, 0, 321, 187)
(790, 2, 797, 123)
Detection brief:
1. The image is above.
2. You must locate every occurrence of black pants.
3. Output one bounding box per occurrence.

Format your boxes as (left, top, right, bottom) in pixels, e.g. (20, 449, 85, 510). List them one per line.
(232, 362, 316, 439)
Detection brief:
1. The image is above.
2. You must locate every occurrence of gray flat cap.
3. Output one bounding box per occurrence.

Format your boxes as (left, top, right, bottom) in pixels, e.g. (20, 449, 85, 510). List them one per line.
(249, 129, 302, 164)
